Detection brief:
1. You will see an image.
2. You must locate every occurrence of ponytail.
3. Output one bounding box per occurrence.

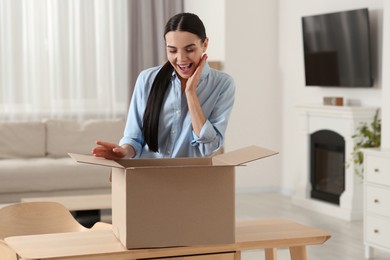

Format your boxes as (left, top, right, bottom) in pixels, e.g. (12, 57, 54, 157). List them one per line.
(142, 62, 174, 152)
(142, 13, 206, 153)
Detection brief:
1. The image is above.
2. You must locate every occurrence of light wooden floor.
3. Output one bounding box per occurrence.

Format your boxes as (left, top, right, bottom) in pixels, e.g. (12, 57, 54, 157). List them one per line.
(235, 192, 390, 260)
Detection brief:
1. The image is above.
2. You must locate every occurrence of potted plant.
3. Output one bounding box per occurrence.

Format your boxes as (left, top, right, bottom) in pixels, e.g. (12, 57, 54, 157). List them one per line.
(350, 110, 381, 179)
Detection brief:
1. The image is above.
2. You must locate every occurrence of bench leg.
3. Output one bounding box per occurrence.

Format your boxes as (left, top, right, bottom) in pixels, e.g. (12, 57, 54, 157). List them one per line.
(265, 248, 277, 260)
(289, 246, 307, 260)
(365, 245, 374, 258)
(234, 251, 241, 260)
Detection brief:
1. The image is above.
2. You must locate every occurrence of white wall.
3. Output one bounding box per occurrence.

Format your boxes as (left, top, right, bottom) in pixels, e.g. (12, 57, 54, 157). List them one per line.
(186, 0, 390, 195)
(184, 0, 225, 62)
(186, 0, 281, 192)
(279, 0, 385, 194)
(382, 1, 390, 148)
(225, 0, 281, 192)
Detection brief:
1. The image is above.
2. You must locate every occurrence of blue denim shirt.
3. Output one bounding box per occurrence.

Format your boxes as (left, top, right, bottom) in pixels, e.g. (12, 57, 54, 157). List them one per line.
(119, 62, 235, 158)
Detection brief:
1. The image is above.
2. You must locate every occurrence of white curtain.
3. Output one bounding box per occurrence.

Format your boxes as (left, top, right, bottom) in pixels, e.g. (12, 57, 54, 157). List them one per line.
(0, 0, 183, 121)
(0, 0, 129, 121)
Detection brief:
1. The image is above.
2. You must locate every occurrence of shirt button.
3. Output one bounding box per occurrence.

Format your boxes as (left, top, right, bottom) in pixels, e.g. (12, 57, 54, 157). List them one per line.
(171, 130, 176, 135)
(167, 150, 171, 155)
(176, 110, 180, 116)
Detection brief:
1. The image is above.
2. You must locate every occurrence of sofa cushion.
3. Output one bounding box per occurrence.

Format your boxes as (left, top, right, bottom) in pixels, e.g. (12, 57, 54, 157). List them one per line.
(0, 122, 46, 159)
(46, 118, 125, 158)
(0, 157, 111, 194)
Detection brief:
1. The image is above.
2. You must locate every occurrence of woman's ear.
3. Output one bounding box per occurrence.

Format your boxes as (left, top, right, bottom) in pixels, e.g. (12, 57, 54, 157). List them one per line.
(202, 37, 209, 52)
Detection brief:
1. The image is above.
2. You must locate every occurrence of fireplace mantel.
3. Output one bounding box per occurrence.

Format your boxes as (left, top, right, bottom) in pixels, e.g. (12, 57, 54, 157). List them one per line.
(293, 104, 378, 221)
(296, 104, 379, 119)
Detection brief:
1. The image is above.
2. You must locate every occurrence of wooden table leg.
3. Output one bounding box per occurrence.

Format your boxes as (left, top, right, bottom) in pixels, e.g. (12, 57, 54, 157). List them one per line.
(289, 246, 307, 260)
(265, 248, 277, 260)
(234, 251, 241, 260)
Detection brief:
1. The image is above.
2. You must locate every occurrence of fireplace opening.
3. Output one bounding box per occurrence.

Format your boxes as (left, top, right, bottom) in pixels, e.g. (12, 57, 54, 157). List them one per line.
(310, 130, 345, 205)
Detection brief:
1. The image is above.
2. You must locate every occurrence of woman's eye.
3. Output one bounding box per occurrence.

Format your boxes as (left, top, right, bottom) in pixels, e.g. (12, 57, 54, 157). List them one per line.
(186, 49, 194, 53)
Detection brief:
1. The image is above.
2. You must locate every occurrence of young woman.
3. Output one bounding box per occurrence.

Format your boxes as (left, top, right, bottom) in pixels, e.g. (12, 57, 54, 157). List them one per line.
(92, 13, 235, 159)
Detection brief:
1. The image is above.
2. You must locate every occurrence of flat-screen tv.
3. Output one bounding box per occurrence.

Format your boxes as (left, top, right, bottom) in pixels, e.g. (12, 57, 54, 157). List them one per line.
(302, 8, 373, 87)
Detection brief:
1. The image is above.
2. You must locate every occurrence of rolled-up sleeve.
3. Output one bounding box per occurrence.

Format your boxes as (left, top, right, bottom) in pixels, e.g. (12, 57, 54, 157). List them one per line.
(190, 74, 235, 156)
(191, 120, 217, 144)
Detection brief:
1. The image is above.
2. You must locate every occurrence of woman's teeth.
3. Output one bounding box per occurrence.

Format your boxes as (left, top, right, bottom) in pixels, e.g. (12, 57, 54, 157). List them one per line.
(178, 64, 192, 72)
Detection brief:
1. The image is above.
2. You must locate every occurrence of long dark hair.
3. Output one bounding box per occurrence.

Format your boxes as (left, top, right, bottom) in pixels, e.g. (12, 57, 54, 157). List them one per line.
(142, 13, 207, 152)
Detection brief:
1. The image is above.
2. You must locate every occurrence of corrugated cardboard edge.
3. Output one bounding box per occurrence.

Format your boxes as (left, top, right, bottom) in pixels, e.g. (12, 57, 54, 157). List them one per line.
(69, 145, 278, 168)
(212, 145, 278, 166)
(68, 153, 126, 168)
(68, 153, 214, 169)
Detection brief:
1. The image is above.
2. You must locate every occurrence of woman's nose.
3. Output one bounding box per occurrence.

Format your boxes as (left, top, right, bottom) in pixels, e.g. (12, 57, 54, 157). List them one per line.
(176, 51, 187, 61)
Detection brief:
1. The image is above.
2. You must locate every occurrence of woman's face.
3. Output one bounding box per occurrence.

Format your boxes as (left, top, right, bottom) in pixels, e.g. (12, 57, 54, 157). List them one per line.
(165, 31, 208, 81)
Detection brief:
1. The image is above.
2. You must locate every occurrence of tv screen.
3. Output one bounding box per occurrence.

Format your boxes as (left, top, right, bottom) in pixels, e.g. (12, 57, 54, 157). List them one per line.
(302, 8, 373, 87)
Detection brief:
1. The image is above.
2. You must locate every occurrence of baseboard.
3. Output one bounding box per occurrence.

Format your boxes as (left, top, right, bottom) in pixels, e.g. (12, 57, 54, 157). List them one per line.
(235, 186, 281, 194)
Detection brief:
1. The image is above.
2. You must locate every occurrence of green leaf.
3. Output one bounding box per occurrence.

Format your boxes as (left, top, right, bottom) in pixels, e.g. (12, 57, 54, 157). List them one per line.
(348, 109, 381, 179)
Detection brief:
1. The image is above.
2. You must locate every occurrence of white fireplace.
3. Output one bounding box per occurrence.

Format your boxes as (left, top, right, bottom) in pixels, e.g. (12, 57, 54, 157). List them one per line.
(293, 104, 378, 221)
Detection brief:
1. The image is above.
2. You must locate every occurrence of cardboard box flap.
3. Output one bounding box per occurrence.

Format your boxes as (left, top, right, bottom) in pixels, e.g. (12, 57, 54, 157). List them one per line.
(68, 153, 213, 169)
(118, 157, 213, 168)
(212, 145, 278, 166)
(68, 153, 127, 168)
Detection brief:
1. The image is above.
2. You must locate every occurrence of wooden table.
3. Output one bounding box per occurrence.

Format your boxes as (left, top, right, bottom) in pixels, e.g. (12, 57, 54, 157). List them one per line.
(5, 219, 330, 260)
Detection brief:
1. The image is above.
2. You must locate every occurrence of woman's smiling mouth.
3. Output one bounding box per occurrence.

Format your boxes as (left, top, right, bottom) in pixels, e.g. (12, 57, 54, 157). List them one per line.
(178, 63, 193, 73)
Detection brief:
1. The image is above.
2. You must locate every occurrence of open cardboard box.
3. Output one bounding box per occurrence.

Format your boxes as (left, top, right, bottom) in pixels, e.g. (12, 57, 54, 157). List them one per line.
(69, 145, 278, 249)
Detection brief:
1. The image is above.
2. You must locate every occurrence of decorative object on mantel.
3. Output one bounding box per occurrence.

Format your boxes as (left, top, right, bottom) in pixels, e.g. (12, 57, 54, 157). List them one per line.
(208, 61, 223, 70)
(323, 96, 344, 106)
(349, 109, 381, 179)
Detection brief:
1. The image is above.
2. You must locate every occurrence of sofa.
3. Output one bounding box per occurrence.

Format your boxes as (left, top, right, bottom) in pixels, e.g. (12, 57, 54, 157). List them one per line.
(0, 118, 125, 209)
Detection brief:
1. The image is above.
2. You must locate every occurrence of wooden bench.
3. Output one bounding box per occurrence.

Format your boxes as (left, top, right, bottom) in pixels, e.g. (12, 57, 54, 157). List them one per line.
(21, 194, 112, 211)
(5, 218, 331, 260)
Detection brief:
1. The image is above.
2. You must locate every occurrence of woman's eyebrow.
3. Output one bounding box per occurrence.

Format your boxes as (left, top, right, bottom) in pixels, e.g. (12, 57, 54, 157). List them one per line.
(166, 43, 196, 49)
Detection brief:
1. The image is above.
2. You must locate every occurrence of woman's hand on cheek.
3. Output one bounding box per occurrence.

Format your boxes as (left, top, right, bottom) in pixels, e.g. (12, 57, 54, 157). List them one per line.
(185, 53, 208, 94)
